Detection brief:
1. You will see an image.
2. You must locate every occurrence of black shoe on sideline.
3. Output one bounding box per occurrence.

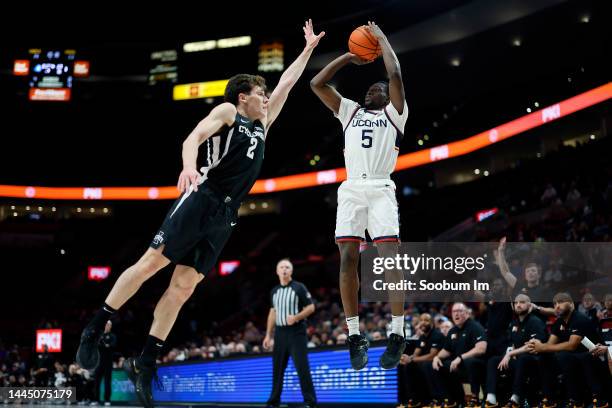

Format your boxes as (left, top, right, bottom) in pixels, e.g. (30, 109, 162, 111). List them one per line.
(75, 325, 103, 370)
(347, 334, 369, 370)
(379, 333, 406, 369)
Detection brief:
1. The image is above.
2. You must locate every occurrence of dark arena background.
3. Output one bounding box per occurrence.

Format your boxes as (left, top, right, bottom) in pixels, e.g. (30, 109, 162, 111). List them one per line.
(1, 1, 611, 407)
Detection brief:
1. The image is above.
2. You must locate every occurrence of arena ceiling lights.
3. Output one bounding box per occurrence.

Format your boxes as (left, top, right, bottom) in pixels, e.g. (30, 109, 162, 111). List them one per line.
(183, 36, 252, 52)
(0, 82, 610, 200)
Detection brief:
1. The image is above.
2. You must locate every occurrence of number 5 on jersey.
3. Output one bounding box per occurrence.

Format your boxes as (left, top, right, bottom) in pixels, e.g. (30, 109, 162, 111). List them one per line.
(247, 137, 258, 159)
(361, 129, 373, 148)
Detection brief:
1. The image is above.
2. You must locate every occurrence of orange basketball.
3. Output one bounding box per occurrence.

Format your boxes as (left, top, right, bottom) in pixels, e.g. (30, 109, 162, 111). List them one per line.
(348, 25, 381, 62)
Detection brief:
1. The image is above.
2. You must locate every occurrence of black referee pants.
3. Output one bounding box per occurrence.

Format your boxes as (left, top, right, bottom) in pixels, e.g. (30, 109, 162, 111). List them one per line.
(267, 326, 316, 406)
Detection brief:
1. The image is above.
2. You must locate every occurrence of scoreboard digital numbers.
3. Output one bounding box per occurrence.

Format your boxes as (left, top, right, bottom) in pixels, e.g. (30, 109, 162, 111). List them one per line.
(27, 49, 75, 101)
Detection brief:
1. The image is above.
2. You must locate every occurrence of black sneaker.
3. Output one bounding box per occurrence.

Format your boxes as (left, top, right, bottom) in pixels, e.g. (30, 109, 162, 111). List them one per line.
(123, 358, 160, 408)
(75, 325, 103, 370)
(347, 334, 369, 370)
(379, 333, 406, 369)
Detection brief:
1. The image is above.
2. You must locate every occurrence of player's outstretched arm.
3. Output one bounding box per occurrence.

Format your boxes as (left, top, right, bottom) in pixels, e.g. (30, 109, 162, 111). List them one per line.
(266, 19, 325, 129)
(177, 102, 236, 193)
(310, 52, 369, 114)
(366, 21, 406, 114)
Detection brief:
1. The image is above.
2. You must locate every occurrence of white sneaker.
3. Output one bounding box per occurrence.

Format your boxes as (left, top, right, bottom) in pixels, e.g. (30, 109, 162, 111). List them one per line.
(104, 403, 111, 407)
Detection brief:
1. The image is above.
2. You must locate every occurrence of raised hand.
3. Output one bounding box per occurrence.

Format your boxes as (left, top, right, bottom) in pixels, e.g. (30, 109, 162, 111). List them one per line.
(499, 236, 507, 253)
(303, 19, 325, 50)
(366, 21, 385, 40)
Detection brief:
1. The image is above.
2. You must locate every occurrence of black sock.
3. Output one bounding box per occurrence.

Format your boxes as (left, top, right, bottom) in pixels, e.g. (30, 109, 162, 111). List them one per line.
(139, 335, 164, 367)
(90, 303, 116, 330)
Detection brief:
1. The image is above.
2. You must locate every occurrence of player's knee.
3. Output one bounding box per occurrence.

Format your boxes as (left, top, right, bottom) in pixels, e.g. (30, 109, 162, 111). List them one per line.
(169, 271, 201, 304)
(339, 248, 359, 267)
(169, 282, 196, 304)
(136, 249, 167, 277)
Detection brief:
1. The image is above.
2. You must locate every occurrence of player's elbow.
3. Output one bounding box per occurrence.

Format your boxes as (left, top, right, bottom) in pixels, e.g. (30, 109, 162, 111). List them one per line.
(310, 77, 324, 90)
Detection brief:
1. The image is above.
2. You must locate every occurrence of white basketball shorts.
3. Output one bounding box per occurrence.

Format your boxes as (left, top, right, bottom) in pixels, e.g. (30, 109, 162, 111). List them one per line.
(335, 179, 400, 243)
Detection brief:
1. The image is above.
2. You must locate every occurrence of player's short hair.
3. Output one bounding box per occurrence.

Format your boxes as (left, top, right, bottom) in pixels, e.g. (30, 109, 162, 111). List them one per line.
(372, 80, 389, 94)
(224, 74, 267, 105)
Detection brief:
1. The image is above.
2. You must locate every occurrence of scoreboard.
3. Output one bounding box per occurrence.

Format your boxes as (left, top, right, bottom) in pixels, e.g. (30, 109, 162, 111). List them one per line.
(28, 49, 74, 101)
(13, 48, 90, 102)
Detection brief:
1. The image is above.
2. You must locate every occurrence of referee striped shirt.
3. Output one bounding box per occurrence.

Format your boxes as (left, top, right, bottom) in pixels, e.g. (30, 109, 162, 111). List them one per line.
(270, 280, 313, 327)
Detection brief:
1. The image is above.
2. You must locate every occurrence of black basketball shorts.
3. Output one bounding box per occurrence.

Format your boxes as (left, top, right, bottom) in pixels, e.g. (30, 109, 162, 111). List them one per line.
(150, 181, 238, 275)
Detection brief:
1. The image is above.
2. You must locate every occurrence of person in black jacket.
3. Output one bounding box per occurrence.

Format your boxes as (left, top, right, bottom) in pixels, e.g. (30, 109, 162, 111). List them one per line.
(427, 303, 488, 408)
(398, 313, 445, 407)
(527, 292, 609, 408)
(484, 294, 547, 408)
(95, 320, 117, 405)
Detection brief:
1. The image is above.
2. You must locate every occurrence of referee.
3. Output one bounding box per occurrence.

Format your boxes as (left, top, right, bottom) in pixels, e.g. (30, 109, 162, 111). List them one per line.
(264, 258, 317, 408)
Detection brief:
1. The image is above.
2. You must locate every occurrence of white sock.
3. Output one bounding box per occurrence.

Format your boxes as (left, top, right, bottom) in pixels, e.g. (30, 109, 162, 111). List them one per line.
(346, 316, 360, 336)
(510, 394, 519, 403)
(486, 394, 497, 405)
(391, 315, 405, 337)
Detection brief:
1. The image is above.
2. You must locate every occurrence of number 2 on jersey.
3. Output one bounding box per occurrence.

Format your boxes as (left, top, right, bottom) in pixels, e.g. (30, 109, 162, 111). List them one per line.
(361, 129, 373, 148)
(246, 137, 258, 159)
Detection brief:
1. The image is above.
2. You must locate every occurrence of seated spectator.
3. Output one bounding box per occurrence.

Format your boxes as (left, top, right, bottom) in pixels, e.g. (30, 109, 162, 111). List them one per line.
(426, 303, 488, 408)
(527, 292, 610, 408)
(484, 294, 547, 408)
(578, 292, 602, 322)
(440, 320, 453, 337)
(398, 313, 445, 408)
(597, 294, 612, 320)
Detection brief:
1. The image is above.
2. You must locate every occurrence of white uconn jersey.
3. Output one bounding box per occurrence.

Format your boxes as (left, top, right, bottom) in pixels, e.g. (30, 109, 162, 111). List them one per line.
(334, 97, 409, 242)
(336, 97, 409, 179)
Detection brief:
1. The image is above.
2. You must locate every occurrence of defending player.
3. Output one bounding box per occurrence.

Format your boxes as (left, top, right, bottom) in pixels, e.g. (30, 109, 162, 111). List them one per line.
(75, 20, 325, 408)
(310, 21, 409, 370)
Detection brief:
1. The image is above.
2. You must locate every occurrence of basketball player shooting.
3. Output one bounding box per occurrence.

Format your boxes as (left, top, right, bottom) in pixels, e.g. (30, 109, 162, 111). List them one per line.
(310, 21, 408, 370)
(75, 20, 324, 408)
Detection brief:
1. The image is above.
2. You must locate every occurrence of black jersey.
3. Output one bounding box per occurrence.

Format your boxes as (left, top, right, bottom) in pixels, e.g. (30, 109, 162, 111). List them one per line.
(200, 112, 265, 203)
